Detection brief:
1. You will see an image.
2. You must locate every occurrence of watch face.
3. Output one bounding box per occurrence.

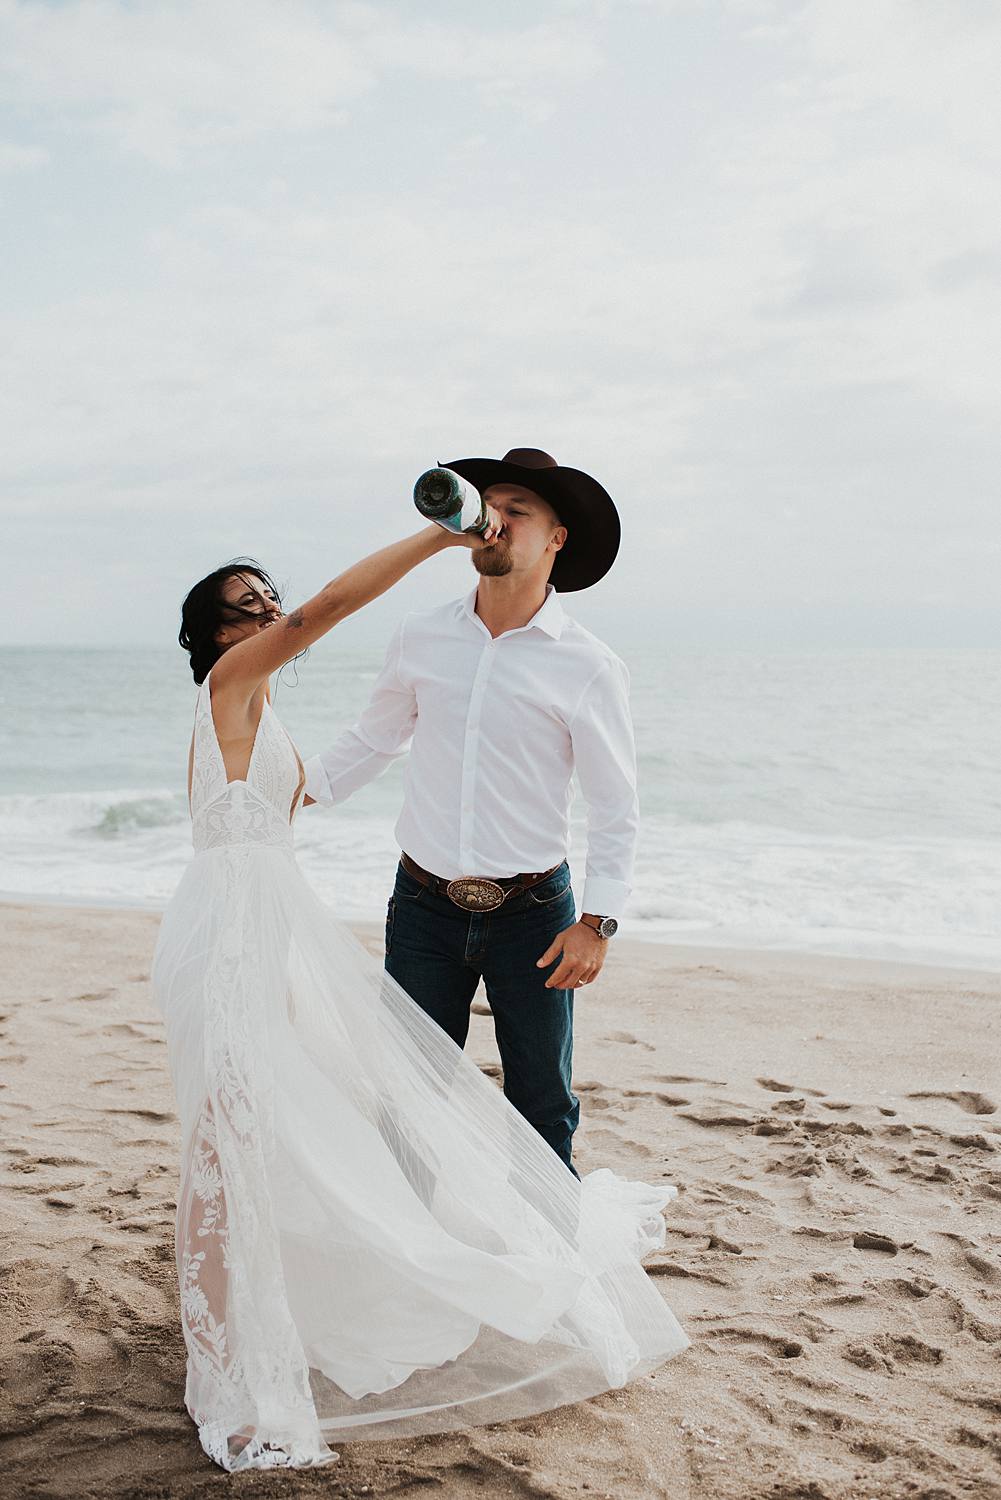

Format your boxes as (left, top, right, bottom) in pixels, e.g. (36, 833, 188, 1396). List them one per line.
(599, 917, 618, 938)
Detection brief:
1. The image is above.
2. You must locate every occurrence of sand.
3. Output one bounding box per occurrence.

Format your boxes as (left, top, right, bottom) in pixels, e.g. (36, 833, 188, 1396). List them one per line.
(1, 899, 999, 1500)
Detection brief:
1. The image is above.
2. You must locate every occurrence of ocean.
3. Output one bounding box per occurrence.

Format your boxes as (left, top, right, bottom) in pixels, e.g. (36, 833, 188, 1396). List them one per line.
(1, 644, 998, 970)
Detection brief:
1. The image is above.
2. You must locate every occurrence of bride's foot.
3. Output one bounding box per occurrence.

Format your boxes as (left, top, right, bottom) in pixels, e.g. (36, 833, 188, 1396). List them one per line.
(225, 1427, 339, 1469)
(226, 1426, 255, 1462)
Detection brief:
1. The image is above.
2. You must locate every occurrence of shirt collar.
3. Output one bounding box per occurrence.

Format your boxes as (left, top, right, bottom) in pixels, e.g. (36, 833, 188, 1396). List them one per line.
(461, 582, 565, 640)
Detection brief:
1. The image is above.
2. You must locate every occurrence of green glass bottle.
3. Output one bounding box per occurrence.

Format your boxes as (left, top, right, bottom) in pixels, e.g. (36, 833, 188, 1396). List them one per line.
(413, 467, 490, 535)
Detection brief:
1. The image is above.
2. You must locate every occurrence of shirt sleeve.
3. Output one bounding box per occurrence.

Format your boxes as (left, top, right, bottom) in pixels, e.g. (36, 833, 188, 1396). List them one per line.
(303, 617, 417, 807)
(568, 653, 639, 920)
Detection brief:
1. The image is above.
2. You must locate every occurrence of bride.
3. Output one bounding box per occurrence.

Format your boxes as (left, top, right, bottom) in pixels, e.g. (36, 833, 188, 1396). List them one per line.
(151, 514, 689, 1472)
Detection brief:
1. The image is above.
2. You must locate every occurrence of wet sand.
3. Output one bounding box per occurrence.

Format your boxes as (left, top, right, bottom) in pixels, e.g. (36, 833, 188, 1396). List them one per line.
(1, 900, 999, 1499)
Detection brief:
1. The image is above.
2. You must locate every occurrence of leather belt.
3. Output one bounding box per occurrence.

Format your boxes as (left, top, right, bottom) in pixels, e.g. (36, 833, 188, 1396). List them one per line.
(400, 851, 562, 912)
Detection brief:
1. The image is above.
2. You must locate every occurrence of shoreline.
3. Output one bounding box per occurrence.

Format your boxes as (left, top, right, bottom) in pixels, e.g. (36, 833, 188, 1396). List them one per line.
(2, 894, 998, 985)
(2, 900, 999, 1499)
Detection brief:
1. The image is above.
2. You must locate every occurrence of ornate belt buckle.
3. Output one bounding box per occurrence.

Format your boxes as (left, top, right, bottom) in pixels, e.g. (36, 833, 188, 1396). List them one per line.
(446, 876, 506, 911)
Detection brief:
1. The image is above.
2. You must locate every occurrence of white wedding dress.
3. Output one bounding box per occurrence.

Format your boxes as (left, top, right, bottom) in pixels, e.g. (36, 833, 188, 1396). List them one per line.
(151, 671, 690, 1472)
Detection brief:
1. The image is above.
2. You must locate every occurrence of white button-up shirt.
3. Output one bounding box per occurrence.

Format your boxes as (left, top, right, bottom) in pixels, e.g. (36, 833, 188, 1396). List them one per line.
(303, 584, 638, 918)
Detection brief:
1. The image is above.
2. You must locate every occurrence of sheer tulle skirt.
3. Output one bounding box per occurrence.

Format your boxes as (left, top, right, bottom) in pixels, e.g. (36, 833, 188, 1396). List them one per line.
(151, 843, 689, 1471)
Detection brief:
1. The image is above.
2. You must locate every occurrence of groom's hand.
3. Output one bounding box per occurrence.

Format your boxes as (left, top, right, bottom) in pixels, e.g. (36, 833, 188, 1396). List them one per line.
(446, 504, 504, 549)
(537, 921, 607, 990)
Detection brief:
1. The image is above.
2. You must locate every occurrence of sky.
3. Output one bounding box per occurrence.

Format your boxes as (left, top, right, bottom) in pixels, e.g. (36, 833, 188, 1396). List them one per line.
(1, 0, 999, 651)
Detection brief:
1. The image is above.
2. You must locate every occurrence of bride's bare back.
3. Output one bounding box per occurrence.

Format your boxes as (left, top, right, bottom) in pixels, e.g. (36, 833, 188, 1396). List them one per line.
(187, 678, 305, 824)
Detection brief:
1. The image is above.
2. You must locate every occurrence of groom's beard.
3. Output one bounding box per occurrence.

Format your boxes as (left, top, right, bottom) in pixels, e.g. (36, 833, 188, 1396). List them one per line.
(472, 539, 514, 577)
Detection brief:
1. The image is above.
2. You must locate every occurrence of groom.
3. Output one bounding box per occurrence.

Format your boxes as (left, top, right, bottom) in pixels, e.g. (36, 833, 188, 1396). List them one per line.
(303, 448, 636, 1178)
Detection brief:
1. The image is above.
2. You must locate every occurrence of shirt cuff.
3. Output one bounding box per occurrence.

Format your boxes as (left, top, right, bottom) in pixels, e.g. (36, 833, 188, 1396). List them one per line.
(303, 754, 333, 807)
(581, 876, 629, 921)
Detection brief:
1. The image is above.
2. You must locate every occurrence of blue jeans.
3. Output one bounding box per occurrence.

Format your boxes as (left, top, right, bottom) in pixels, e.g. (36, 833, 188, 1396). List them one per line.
(385, 857, 581, 1177)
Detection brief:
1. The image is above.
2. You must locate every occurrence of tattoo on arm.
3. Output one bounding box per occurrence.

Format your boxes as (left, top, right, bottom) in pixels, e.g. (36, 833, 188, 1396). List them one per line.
(287, 608, 305, 630)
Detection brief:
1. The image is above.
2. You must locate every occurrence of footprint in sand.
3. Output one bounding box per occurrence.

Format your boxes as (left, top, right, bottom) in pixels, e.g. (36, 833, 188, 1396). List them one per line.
(602, 1031, 655, 1052)
(106, 1108, 175, 1123)
(645, 1258, 731, 1286)
(658, 1074, 727, 1086)
(577, 1090, 623, 1114)
(853, 1230, 898, 1254)
(842, 1341, 893, 1372)
(14, 1175, 88, 1198)
(756, 1077, 826, 1098)
(622, 1087, 692, 1107)
(98, 1023, 161, 1041)
(706, 1325, 805, 1360)
(35, 1154, 97, 1168)
(907, 1090, 996, 1116)
(883, 1273, 937, 1299)
(979, 1182, 1001, 1205)
(705, 1228, 743, 1255)
(586, 1126, 655, 1159)
(678, 1106, 756, 1129)
(873, 1331, 945, 1366)
(963, 1249, 1000, 1281)
(794, 1226, 852, 1245)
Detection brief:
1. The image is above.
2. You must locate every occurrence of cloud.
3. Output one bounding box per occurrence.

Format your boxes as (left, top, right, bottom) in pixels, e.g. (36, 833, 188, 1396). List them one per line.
(0, 138, 48, 172)
(0, 0, 372, 166)
(0, 1, 603, 165)
(1, 0, 1000, 645)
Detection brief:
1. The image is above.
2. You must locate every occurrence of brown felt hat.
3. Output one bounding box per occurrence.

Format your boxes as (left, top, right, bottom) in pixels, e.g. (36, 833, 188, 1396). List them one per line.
(442, 447, 620, 592)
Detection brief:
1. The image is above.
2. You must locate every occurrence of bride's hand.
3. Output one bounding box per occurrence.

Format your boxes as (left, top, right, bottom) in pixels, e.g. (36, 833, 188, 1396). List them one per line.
(443, 504, 504, 550)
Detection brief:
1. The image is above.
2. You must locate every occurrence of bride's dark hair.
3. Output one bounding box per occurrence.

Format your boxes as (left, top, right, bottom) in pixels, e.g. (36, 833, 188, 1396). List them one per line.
(179, 558, 284, 684)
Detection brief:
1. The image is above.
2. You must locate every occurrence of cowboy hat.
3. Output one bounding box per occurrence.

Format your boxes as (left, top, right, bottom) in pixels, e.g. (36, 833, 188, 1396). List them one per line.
(442, 447, 620, 592)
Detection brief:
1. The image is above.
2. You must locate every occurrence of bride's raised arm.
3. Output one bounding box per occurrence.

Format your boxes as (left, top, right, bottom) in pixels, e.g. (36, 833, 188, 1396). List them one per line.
(211, 516, 499, 696)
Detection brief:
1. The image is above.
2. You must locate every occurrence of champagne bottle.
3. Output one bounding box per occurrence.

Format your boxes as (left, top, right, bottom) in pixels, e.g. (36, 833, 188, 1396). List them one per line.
(413, 467, 490, 535)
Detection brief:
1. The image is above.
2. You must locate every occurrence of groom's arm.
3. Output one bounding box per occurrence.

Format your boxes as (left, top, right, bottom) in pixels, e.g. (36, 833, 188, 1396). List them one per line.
(567, 653, 639, 920)
(303, 617, 417, 807)
(535, 653, 638, 990)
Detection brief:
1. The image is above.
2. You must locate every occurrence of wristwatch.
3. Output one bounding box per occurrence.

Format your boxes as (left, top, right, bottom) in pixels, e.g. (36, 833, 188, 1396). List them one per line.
(581, 913, 619, 939)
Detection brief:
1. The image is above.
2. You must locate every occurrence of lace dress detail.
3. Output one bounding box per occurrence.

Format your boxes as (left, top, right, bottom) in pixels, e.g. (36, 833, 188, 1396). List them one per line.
(166, 677, 332, 1469)
(152, 673, 689, 1472)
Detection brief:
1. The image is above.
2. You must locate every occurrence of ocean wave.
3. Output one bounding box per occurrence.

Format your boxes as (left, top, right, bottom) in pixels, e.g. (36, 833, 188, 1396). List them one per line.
(1, 793, 998, 972)
(0, 787, 187, 839)
(90, 793, 187, 837)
